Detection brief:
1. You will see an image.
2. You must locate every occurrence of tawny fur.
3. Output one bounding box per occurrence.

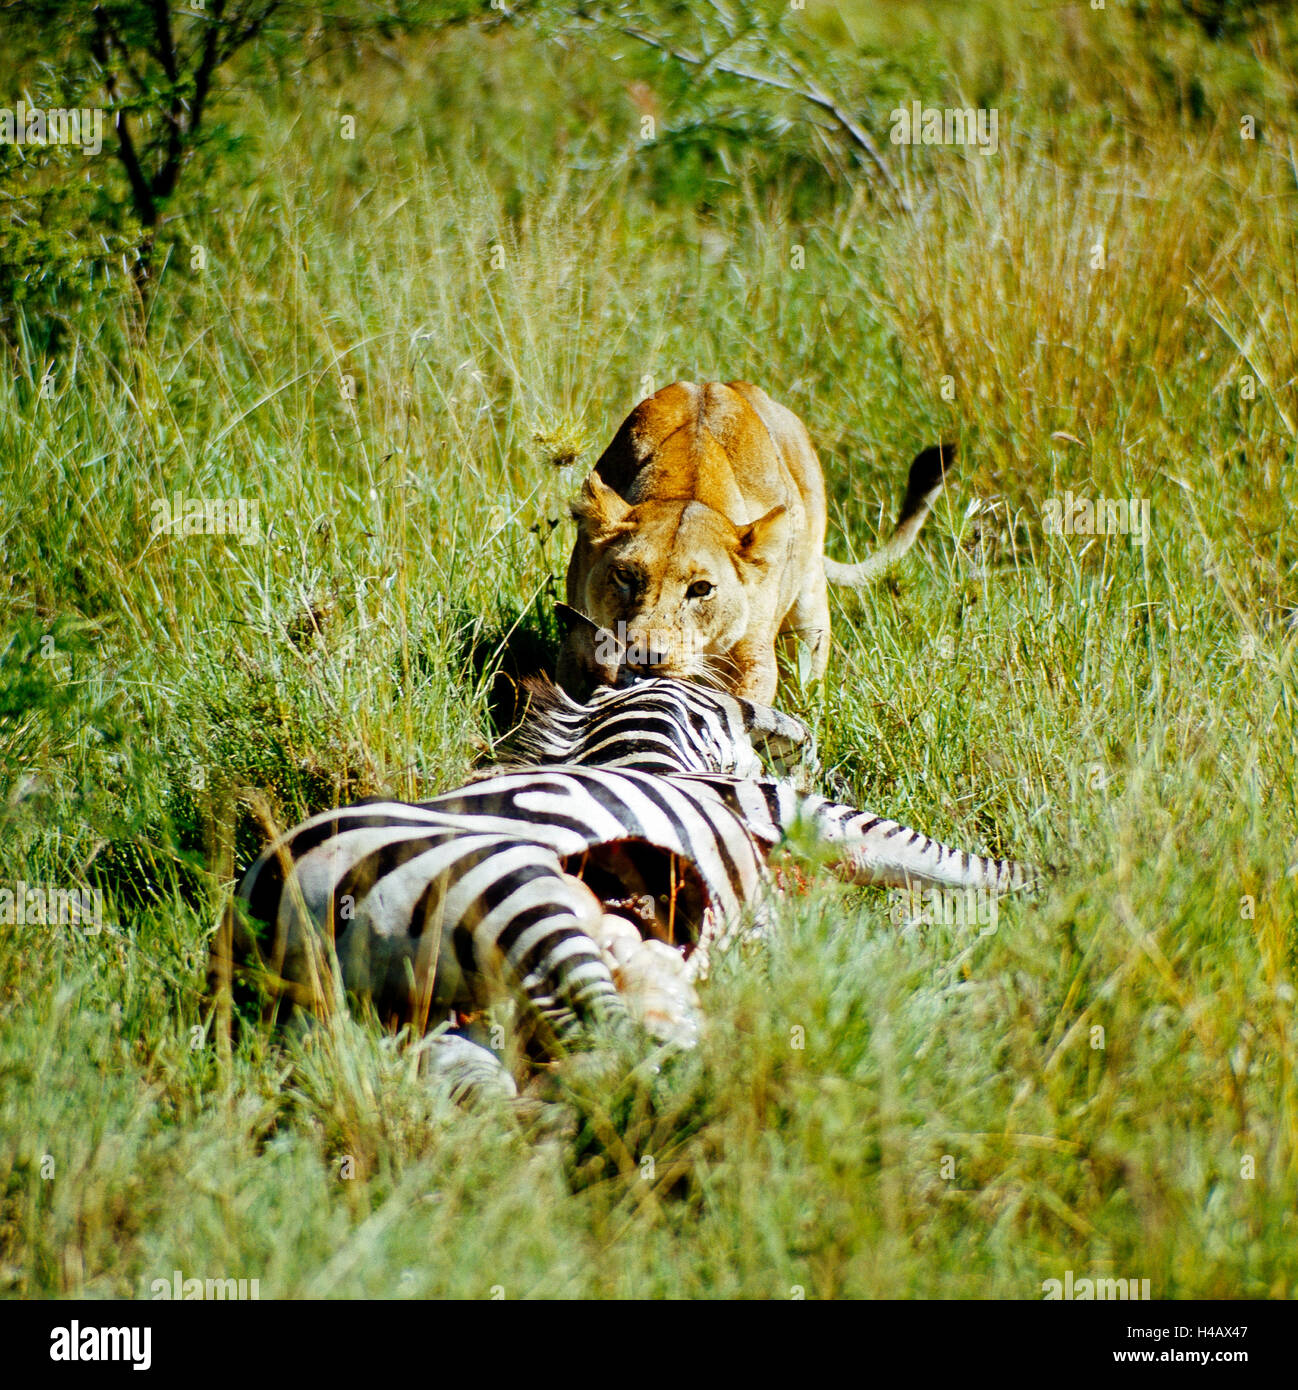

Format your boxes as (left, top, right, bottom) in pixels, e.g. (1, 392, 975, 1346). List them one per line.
(561, 381, 951, 702)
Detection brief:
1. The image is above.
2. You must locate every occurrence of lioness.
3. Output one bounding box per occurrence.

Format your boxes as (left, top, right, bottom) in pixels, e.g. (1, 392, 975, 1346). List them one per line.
(560, 380, 952, 702)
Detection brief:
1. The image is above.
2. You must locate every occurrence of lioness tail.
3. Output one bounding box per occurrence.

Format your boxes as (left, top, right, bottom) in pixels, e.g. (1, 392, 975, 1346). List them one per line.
(823, 442, 955, 587)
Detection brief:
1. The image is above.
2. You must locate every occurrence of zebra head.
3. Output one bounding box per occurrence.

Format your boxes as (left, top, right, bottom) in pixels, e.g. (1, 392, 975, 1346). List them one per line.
(504, 668, 817, 782)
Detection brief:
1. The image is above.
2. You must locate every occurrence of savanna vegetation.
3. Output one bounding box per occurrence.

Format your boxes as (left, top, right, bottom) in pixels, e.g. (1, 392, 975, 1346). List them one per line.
(1, 0, 1295, 1298)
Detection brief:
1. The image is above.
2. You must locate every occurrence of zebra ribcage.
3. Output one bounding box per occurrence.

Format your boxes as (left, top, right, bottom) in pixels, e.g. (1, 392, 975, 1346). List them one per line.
(244, 817, 623, 1044)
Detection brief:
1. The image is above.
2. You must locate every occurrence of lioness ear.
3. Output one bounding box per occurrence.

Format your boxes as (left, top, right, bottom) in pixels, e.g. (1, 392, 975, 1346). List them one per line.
(735, 505, 787, 566)
(570, 471, 631, 538)
(555, 602, 623, 689)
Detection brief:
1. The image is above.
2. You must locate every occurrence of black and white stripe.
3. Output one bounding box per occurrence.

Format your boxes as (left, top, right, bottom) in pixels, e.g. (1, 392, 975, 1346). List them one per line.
(212, 676, 1038, 1097)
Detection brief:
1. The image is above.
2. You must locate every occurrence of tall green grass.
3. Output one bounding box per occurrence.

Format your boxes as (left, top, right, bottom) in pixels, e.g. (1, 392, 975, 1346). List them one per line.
(1, 1, 1295, 1297)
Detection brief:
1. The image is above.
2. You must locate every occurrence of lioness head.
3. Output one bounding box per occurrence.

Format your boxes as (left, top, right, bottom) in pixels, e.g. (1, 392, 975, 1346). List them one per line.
(569, 470, 787, 686)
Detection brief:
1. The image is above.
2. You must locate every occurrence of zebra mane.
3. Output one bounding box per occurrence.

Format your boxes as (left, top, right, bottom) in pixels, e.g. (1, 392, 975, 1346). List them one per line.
(498, 674, 593, 764)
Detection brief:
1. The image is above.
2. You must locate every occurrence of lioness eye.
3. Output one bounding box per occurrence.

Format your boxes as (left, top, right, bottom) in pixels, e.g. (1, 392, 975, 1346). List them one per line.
(612, 564, 636, 590)
(687, 580, 715, 600)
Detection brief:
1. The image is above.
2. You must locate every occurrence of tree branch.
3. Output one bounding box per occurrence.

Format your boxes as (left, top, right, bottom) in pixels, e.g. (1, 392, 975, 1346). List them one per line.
(150, 0, 187, 198)
(150, 0, 179, 84)
(190, 0, 230, 134)
(217, 0, 281, 64)
(92, 7, 157, 228)
(612, 20, 911, 214)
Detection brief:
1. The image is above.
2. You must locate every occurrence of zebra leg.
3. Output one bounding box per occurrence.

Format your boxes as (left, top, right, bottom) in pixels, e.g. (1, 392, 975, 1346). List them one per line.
(798, 797, 1043, 893)
(460, 852, 633, 1059)
(415, 1029, 518, 1107)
